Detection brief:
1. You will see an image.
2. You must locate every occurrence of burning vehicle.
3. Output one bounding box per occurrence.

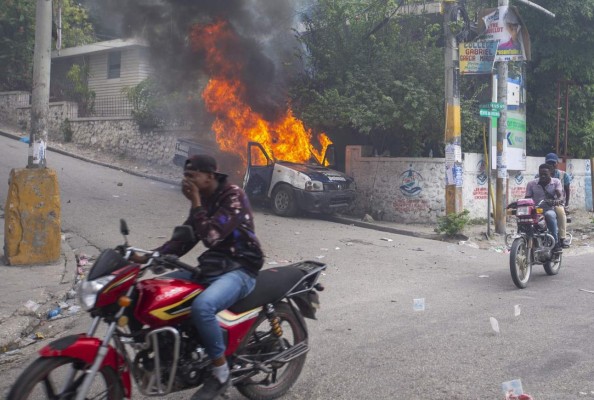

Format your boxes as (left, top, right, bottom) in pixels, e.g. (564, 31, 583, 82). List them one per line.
(243, 142, 355, 217)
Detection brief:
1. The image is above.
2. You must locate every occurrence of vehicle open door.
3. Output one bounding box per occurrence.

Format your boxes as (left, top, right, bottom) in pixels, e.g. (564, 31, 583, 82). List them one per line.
(321, 144, 336, 168)
(243, 142, 274, 201)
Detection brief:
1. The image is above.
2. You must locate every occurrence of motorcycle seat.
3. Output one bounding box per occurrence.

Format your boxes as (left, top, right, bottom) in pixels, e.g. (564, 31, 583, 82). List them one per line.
(229, 266, 306, 314)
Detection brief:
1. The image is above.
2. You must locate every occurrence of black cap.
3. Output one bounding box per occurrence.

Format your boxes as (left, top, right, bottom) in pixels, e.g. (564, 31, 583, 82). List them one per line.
(185, 155, 228, 179)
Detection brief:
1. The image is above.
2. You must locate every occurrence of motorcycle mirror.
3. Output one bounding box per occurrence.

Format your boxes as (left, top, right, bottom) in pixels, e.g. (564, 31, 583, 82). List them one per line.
(120, 219, 130, 236)
(171, 225, 196, 243)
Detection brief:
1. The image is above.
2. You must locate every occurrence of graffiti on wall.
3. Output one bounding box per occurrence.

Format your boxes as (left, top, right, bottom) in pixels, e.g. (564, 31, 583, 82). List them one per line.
(473, 160, 488, 200)
(394, 165, 429, 212)
(399, 165, 424, 197)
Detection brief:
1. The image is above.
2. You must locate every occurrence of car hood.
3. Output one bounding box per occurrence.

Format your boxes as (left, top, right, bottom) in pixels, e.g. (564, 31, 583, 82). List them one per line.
(277, 161, 353, 184)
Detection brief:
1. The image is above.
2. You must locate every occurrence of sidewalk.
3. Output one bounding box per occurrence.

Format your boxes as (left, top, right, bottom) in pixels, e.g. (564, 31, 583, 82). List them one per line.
(0, 214, 78, 352)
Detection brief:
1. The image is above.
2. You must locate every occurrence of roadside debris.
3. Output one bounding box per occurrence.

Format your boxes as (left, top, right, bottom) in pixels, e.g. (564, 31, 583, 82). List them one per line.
(47, 306, 62, 319)
(579, 289, 594, 294)
(24, 300, 40, 312)
(478, 275, 489, 278)
(502, 379, 533, 399)
(514, 305, 521, 317)
(413, 298, 425, 311)
(380, 238, 393, 242)
(490, 317, 500, 334)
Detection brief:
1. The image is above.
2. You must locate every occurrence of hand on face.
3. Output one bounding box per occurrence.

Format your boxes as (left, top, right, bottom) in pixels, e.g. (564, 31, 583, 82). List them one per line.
(181, 171, 201, 204)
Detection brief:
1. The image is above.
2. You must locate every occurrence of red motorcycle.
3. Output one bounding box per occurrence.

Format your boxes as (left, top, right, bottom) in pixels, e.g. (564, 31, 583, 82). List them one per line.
(506, 199, 567, 289)
(8, 221, 326, 400)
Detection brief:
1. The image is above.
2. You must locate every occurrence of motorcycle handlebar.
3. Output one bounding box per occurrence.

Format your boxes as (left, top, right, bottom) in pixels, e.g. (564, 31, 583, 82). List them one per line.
(158, 254, 202, 276)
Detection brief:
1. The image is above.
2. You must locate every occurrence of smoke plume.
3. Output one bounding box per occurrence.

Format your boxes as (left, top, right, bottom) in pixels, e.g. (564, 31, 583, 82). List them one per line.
(88, 0, 310, 121)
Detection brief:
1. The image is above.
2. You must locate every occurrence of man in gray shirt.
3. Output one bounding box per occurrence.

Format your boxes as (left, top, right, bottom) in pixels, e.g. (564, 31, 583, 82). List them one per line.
(525, 163, 564, 250)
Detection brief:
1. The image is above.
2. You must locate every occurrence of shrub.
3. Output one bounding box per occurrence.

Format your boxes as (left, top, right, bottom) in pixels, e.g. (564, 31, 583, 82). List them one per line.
(60, 118, 73, 142)
(435, 209, 470, 237)
(122, 78, 162, 130)
(66, 63, 95, 116)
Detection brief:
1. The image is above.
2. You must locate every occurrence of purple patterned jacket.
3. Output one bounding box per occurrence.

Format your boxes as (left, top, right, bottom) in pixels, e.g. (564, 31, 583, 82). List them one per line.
(157, 181, 264, 277)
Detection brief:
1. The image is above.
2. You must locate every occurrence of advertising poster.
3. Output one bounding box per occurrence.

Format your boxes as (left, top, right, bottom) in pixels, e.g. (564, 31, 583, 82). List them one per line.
(459, 40, 498, 75)
(490, 77, 527, 171)
(481, 6, 528, 62)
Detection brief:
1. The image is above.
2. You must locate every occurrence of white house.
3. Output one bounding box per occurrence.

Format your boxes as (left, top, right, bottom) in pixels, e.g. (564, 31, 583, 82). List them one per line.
(50, 38, 152, 117)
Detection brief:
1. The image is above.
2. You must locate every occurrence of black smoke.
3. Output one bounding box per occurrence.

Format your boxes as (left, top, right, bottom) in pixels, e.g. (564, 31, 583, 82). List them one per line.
(85, 0, 309, 121)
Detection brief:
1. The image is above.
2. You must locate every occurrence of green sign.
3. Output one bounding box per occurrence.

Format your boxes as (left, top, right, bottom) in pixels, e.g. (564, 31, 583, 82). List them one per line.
(479, 102, 505, 110)
(480, 109, 500, 117)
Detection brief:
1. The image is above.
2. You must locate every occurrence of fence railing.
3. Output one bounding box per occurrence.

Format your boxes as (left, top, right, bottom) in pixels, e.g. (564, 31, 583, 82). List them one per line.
(83, 94, 133, 118)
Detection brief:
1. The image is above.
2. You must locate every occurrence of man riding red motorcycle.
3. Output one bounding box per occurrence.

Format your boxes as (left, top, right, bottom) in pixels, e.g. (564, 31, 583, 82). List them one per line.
(525, 163, 564, 252)
(133, 154, 264, 400)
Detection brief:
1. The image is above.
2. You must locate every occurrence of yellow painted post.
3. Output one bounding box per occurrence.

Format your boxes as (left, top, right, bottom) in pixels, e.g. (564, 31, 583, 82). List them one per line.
(444, 0, 463, 215)
(4, 169, 61, 265)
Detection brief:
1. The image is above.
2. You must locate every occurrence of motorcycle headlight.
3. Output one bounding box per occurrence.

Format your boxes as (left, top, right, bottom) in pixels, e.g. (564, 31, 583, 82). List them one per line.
(77, 275, 116, 311)
(516, 206, 531, 216)
(305, 180, 324, 192)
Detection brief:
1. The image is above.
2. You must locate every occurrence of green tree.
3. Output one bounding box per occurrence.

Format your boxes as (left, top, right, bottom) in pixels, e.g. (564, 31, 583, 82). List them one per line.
(510, 0, 594, 158)
(0, 0, 36, 90)
(291, 0, 446, 157)
(0, 0, 95, 91)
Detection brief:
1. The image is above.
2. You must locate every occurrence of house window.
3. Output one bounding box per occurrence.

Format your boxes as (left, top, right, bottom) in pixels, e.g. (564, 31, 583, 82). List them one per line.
(107, 51, 121, 79)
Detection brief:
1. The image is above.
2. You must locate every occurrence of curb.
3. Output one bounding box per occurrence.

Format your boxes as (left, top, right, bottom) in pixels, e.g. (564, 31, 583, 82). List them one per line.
(0, 129, 179, 186)
(325, 215, 439, 241)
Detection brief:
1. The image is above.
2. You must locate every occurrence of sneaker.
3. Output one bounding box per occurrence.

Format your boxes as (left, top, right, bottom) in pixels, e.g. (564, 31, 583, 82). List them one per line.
(192, 375, 230, 400)
(561, 238, 570, 248)
(553, 243, 563, 253)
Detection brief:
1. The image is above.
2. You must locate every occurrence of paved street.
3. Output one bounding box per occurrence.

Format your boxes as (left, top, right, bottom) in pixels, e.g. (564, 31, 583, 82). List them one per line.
(1, 134, 594, 399)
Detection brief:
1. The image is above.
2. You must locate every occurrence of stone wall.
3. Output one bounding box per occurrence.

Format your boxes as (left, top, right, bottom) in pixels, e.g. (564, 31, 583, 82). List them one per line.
(0, 91, 30, 126)
(17, 101, 78, 141)
(345, 145, 445, 223)
(346, 145, 593, 223)
(68, 117, 187, 166)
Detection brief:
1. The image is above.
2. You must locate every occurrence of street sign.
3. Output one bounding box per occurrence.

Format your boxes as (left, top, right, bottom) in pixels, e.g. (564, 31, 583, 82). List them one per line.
(480, 109, 500, 117)
(479, 102, 505, 110)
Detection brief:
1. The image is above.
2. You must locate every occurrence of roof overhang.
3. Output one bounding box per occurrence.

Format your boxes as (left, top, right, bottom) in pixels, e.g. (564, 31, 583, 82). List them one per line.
(52, 38, 148, 59)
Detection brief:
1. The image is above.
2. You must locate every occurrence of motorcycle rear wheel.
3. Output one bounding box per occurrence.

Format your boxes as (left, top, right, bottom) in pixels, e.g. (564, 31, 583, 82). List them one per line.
(235, 302, 307, 400)
(7, 356, 124, 400)
(510, 238, 531, 289)
(544, 252, 562, 275)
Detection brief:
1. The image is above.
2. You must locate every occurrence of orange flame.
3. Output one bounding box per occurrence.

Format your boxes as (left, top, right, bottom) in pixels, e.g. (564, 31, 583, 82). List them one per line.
(190, 20, 331, 165)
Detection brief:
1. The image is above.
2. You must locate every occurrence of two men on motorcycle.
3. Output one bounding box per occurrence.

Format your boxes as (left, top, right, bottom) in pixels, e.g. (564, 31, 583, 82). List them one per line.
(525, 163, 565, 252)
(545, 153, 571, 248)
(133, 154, 264, 400)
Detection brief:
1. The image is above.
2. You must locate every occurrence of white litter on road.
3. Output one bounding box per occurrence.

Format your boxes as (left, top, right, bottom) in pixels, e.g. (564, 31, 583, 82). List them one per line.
(490, 317, 500, 333)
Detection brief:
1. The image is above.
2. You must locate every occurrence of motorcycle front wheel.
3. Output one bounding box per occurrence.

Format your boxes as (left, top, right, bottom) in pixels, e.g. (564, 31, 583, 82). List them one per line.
(510, 238, 532, 289)
(235, 302, 307, 400)
(7, 356, 124, 400)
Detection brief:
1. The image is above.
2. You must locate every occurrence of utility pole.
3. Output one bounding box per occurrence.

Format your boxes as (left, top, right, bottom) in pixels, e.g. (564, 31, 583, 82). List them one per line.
(494, 0, 509, 235)
(494, 0, 554, 234)
(4, 0, 61, 265)
(29, 0, 52, 167)
(443, 0, 463, 215)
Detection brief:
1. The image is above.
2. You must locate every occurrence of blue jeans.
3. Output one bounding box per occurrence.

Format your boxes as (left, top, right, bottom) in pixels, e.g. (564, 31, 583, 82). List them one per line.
(544, 209, 558, 243)
(166, 268, 256, 360)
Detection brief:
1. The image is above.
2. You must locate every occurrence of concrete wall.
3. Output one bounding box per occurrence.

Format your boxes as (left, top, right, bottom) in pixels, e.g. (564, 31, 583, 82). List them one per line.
(16, 102, 78, 141)
(0, 91, 30, 126)
(68, 117, 189, 166)
(345, 146, 445, 223)
(346, 145, 593, 223)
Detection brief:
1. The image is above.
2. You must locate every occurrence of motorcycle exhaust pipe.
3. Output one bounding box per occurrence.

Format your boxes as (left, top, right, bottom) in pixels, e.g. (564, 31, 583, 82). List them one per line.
(545, 233, 556, 249)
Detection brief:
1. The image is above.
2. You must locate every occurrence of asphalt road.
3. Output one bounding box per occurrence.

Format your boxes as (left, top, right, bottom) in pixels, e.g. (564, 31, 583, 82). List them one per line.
(1, 135, 594, 399)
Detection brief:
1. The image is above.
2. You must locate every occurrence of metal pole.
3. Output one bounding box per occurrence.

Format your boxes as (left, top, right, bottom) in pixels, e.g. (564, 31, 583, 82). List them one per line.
(444, 0, 463, 215)
(564, 83, 570, 160)
(555, 81, 561, 154)
(495, 0, 509, 235)
(28, 0, 52, 168)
